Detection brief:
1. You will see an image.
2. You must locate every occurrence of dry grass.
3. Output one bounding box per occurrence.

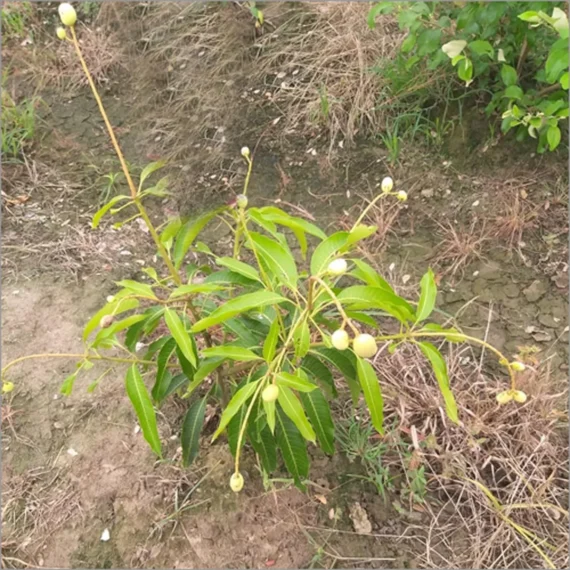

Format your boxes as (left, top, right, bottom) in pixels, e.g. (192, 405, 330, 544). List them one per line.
(362, 340, 568, 569)
(431, 218, 490, 277)
(130, 2, 400, 167)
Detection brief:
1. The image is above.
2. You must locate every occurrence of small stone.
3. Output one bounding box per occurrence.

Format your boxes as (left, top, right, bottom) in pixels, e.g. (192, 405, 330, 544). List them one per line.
(503, 283, 520, 298)
(476, 261, 502, 281)
(349, 502, 372, 534)
(101, 528, 110, 542)
(532, 331, 553, 342)
(53, 421, 65, 430)
(421, 188, 434, 198)
(523, 280, 548, 302)
(67, 448, 79, 456)
(538, 314, 558, 328)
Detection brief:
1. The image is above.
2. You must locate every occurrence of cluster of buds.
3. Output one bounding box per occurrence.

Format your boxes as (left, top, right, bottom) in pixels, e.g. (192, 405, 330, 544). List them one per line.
(332, 329, 377, 358)
(56, 3, 76, 39)
(381, 176, 407, 202)
(496, 361, 528, 405)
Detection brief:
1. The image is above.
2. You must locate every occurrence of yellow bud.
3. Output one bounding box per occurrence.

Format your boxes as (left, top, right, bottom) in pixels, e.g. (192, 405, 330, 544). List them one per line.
(331, 329, 350, 351)
(327, 258, 348, 276)
(230, 471, 244, 493)
(496, 390, 513, 405)
(56, 27, 67, 40)
(353, 333, 377, 358)
(397, 191, 408, 202)
(261, 384, 279, 403)
(381, 176, 393, 193)
(58, 3, 77, 27)
(513, 390, 527, 404)
(236, 194, 248, 209)
(241, 146, 250, 158)
(2, 381, 15, 394)
(510, 361, 526, 372)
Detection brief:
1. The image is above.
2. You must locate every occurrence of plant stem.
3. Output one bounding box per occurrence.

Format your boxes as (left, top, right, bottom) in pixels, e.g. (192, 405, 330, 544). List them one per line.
(310, 276, 359, 335)
(352, 192, 389, 229)
(69, 26, 181, 286)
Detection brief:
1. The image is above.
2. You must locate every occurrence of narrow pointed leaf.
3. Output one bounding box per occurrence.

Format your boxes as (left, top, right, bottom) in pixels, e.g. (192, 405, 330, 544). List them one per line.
(227, 400, 248, 457)
(93, 314, 147, 347)
(250, 425, 277, 473)
(293, 320, 310, 359)
(91, 195, 129, 228)
(310, 231, 349, 275)
(263, 398, 276, 434)
(60, 371, 78, 396)
(248, 231, 298, 288)
(263, 318, 280, 362)
(163, 308, 197, 367)
(313, 347, 359, 403)
(338, 285, 415, 323)
(300, 354, 337, 397)
(125, 365, 162, 456)
(151, 337, 177, 402)
(169, 283, 228, 299)
(276, 406, 309, 489)
(276, 372, 317, 393)
(139, 160, 166, 190)
(300, 388, 335, 455)
(181, 397, 207, 467)
(115, 280, 157, 299)
(216, 257, 263, 283)
(174, 209, 223, 269)
(163, 373, 189, 399)
(416, 268, 437, 323)
(191, 291, 287, 332)
(277, 385, 316, 442)
(83, 297, 139, 341)
(212, 379, 260, 440)
(201, 346, 261, 362)
(349, 259, 395, 293)
(417, 342, 459, 424)
(356, 357, 384, 435)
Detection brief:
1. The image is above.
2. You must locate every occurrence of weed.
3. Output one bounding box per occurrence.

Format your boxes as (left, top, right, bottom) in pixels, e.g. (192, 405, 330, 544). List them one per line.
(1, 72, 38, 160)
(380, 124, 401, 166)
(1, 1, 32, 40)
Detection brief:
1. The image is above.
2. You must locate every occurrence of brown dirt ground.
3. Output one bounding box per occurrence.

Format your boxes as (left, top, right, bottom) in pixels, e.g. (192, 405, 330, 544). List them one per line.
(2, 3, 568, 569)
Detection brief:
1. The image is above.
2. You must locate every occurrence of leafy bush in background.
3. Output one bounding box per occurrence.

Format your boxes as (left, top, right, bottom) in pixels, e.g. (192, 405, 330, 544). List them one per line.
(369, 1, 568, 152)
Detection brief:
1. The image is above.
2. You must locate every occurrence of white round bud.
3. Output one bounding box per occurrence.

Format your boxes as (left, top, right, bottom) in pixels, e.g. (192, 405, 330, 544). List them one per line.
(397, 191, 408, 202)
(241, 146, 250, 158)
(229, 471, 244, 492)
(58, 3, 77, 27)
(381, 176, 393, 193)
(56, 27, 67, 40)
(331, 329, 350, 351)
(327, 258, 348, 276)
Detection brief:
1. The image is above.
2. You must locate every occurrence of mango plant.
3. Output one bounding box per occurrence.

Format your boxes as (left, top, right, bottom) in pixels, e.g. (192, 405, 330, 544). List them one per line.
(1, 4, 530, 492)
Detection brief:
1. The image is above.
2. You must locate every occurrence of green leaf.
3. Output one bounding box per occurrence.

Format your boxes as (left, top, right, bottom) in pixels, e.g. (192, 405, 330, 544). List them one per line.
(138, 160, 166, 190)
(276, 372, 317, 393)
(346, 224, 377, 246)
(310, 231, 349, 275)
(60, 371, 78, 396)
(249, 425, 277, 473)
(263, 318, 280, 362)
(216, 257, 262, 283)
(164, 308, 197, 367)
(337, 285, 415, 323)
(345, 310, 377, 328)
(203, 269, 260, 288)
(457, 57, 473, 83)
(173, 209, 222, 269)
(442, 39, 467, 58)
(468, 40, 493, 58)
(163, 373, 189, 399)
(83, 297, 139, 341)
(518, 11, 539, 23)
(277, 385, 316, 442)
(191, 291, 287, 332)
(259, 391, 275, 432)
(201, 346, 261, 362)
(92, 314, 147, 347)
(503, 85, 523, 100)
(417, 342, 459, 424)
(227, 398, 247, 457)
(416, 268, 437, 323)
(247, 232, 298, 289)
(300, 388, 335, 455)
(547, 125, 561, 151)
(293, 320, 310, 359)
(91, 195, 129, 229)
(181, 397, 207, 467)
(169, 283, 227, 299)
(160, 218, 182, 246)
(300, 355, 337, 398)
(212, 379, 261, 440)
(125, 365, 162, 456)
(192, 358, 224, 384)
(276, 406, 309, 489)
(501, 64, 518, 87)
(367, 2, 394, 29)
(416, 29, 441, 56)
(356, 358, 384, 435)
(560, 72, 569, 90)
(312, 348, 358, 403)
(151, 337, 177, 402)
(115, 280, 157, 299)
(401, 32, 416, 54)
(350, 259, 395, 293)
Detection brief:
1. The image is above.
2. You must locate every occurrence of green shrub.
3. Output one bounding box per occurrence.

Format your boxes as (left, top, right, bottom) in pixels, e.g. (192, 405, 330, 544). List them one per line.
(369, 1, 568, 152)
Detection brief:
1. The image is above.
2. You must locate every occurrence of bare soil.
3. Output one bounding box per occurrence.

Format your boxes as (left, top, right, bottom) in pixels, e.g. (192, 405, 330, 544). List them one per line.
(2, 3, 567, 569)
